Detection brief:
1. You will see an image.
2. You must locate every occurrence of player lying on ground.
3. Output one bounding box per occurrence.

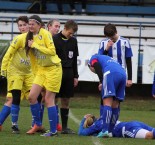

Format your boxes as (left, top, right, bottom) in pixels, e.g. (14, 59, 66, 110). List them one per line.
(78, 114, 155, 139)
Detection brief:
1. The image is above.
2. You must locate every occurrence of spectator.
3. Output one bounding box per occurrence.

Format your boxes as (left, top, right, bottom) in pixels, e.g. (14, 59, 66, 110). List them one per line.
(28, 0, 64, 14)
(69, 0, 87, 15)
(41, 0, 64, 14)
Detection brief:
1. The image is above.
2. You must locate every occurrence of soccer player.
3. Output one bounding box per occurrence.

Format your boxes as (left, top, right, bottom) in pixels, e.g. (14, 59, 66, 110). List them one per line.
(47, 19, 61, 36)
(88, 54, 126, 138)
(152, 72, 155, 98)
(78, 114, 155, 139)
(0, 16, 30, 133)
(47, 19, 62, 131)
(98, 23, 133, 87)
(98, 23, 133, 117)
(25, 15, 62, 137)
(53, 20, 79, 134)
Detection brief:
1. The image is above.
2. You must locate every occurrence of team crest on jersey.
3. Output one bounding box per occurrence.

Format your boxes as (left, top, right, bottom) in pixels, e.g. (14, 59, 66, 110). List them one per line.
(38, 35, 42, 40)
(68, 51, 73, 58)
(14, 38, 18, 44)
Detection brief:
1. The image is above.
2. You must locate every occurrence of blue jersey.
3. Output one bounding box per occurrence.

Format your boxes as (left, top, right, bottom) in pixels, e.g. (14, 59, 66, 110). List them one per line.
(89, 54, 126, 75)
(78, 118, 154, 138)
(112, 121, 154, 138)
(98, 36, 133, 69)
(152, 72, 155, 96)
(89, 54, 126, 100)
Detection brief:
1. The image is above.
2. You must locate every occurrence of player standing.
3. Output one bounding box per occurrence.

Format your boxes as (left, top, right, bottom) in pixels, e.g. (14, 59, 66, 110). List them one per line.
(98, 23, 133, 117)
(25, 15, 62, 137)
(47, 19, 62, 131)
(88, 54, 126, 137)
(98, 23, 133, 87)
(0, 16, 34, 133)
(53, 20, 79, 134)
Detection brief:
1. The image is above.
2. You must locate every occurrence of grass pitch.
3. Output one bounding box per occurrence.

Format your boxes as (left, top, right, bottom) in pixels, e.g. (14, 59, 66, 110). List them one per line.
(0, 93, 155, 145)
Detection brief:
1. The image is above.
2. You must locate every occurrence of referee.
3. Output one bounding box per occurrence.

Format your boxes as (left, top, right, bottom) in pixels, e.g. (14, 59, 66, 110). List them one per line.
(53, 20, 79, 134)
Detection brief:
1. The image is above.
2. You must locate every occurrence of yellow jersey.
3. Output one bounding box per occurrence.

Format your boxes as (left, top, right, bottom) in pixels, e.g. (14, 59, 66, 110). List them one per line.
(1, 34, 31, 76)
(30, 28, 61, 67)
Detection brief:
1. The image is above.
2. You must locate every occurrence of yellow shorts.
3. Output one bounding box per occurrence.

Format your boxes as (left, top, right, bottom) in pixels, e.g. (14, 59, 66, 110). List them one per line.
(33, 64, 62, 93)
(6, 90, 29, 100)
(6, 92, 12, 98)
(7, 74, 33, 95)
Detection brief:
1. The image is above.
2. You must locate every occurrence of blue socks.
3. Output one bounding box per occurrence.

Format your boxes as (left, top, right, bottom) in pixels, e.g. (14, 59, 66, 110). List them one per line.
(11, 104, 20, 126)
(39, 103, 44, 123)
(31, 103, 44, 127)
(109, 107, 120, 132)
(100, 105, 104, 117)
(48, 106, 57, 133)
(30, 103, 42, 126)
(0, 105, 11, 125)
(101, 105, 112, 132)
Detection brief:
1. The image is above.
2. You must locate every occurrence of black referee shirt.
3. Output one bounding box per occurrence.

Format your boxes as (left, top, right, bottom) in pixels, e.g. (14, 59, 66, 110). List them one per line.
(53, 32, 79, 78)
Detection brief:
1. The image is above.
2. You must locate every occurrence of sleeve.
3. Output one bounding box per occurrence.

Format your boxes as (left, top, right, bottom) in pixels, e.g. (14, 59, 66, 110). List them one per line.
(93, 62, 103, 83)
(78, 118, 94, 136)
(73, 57, 79, 78)
(125, 39, 133, 58)
(98, 41, 104, 55)
(98, 40, 109, 55)
(73, 39, 79, 78)
(1, 37, 20, 76)
(152, 72, 155, 96)
(31, 31, 56, 55)
(126, 57, 132, 80)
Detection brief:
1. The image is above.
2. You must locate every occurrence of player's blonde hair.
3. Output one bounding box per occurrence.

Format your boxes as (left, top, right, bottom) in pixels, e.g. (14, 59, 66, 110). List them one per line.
(83, 115, 96, 128)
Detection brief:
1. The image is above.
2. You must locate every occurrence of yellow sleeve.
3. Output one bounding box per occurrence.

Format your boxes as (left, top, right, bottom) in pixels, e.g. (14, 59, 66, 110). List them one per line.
(31, 31, 56, 55)
(1, 36, 21, 76)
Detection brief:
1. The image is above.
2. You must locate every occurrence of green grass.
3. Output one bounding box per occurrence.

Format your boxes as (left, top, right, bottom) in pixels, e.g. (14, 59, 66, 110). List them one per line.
(0, 94, 155, 145)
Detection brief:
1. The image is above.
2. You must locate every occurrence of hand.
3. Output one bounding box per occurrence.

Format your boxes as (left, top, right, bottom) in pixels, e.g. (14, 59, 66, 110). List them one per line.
(98, 83, 102, 91)
(84, 114, 92, 118)
(1, 70, 7, 78)
(106, 40, 114, 51)
(74, 78, 78, 87)
(28, 40, 34, 47)
(126, 80, 132, 87)
(153, 95, 155, 98)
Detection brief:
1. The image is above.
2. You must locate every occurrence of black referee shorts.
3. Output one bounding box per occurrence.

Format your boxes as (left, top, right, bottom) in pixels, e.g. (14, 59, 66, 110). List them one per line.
(56, 68, 74, 98)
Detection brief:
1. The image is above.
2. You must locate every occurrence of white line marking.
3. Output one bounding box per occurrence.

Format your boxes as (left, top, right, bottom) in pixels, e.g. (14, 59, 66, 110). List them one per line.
(69, 110, 102, 145)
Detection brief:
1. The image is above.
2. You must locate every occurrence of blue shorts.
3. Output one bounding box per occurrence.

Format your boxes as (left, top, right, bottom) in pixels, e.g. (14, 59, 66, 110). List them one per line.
(102, 71, 126, 101)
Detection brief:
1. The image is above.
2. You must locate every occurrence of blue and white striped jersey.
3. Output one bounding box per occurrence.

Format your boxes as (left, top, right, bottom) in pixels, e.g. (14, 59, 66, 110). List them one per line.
(98, 36, 133, 69)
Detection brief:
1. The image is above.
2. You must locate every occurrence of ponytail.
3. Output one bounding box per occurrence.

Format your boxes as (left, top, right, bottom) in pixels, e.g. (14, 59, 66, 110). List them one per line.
(25, 31, 33, 55)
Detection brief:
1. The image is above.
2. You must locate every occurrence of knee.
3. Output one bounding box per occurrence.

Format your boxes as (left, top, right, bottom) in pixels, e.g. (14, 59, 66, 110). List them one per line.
(61, 98, 70, 108)
(5, 97, 13, 106)
(145, 132, 154, 139)
(28, 95, 35, 104)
